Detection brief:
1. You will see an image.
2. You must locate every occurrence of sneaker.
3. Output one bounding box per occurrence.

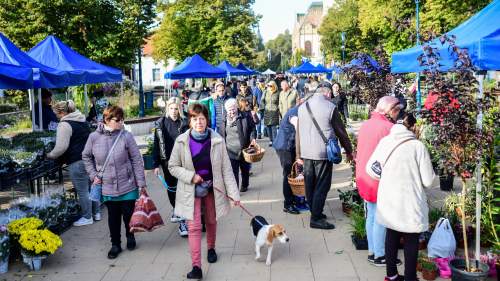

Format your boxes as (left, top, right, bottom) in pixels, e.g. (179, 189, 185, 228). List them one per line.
(187, 266, 202, 279)
(73, 217, 93, 226)
(126, 235, 136, 250)
(207, 248, 217, 263)
(368, 254, 375, 263)
(384, 275, 404, 281)
(178, 221, 188, 237)
(373, 256, 386, 266)
(310, 219, 335, 230)
(93, 213, 102, 221)
(283, 205, 300, 215)
(240, 186, 248, 192)
(170, 212, 182, 223)
(107, 245, 122, 259)
(269, 142, 273, 147)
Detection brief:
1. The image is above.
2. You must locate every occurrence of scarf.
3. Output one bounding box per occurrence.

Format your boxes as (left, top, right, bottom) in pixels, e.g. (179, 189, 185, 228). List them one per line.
(190, 129, 209, 141)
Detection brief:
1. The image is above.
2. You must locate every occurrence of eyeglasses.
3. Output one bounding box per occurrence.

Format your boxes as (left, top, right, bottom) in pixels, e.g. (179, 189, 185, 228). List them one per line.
(111, 118, 123, 122)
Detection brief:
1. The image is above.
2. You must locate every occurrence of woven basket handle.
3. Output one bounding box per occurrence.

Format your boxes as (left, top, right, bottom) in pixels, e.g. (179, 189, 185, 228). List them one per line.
(291, 161, 301, 177)
(247, 143, 261, 153)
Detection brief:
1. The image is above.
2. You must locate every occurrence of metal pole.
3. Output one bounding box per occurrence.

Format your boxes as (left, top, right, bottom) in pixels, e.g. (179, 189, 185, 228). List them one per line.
(37, 89, 43, 131)
(29, 89, 36, 131)
(84, 84, 89, 115)
(474, 72, 485, 262)
(415, 0, 422, 112)
(138, 46, 144, 117)
(341, 32, 346, 65)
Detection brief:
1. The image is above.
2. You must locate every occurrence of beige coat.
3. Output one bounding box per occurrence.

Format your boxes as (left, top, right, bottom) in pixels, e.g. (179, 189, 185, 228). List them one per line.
(168, 129, 240, 221)
(279, 89, 298, 118)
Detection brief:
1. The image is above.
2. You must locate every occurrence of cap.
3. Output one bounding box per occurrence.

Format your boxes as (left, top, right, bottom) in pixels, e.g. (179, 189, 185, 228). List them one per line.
(317, 81, 332, 90)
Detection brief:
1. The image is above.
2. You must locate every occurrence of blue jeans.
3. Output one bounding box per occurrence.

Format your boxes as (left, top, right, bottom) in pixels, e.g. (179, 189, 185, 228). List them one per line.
(256, 112, 264, 136)
(365, 201, 386, 258)
(266, 125, 278, 143)
(69, 160, 99, 219)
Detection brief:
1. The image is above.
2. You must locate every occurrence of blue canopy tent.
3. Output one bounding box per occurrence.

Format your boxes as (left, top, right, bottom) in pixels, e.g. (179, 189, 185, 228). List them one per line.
(217, 61, 248, 76)
(343, 55, 381, 73)
(165, 54, 226, 79)
(28, 35, 122, 83)
(236, 63, 257, 75)
(391, 0, 500, 262)
(28, 35, 123, 114)
(391, 0, 500, 73)
(289, 61, 321, 74)
(0, 63, 33, 90)
(315, 64, 332, 73)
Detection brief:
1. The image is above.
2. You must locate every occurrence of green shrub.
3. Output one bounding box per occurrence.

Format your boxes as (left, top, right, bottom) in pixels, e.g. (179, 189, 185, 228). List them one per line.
(349, 203, 366, 239)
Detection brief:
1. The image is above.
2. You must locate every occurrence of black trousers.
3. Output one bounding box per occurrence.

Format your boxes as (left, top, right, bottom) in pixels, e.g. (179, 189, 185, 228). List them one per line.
(303, 159, 333, 221)
(276, 149, 296, 207)
(386, 228, 420, 281)
(230, 158, 251, 188)
(161, 162, 177, 208)
(105, 200, 136, 246)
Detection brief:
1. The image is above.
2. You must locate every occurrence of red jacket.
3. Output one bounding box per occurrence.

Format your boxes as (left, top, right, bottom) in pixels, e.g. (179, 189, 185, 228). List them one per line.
(355, 112, 393, 202)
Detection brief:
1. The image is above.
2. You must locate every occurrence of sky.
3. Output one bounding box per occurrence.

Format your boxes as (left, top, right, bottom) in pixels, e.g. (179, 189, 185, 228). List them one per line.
(253, 0, 315, 43)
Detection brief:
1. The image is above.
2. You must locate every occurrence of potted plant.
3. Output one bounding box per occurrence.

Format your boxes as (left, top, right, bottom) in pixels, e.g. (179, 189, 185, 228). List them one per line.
(7, 217, 44, 261)
(417, 252, 430, 272)
(419, 34, 494, 276)
(18, 229, 62, 271)
(338, 189, 358, 215)
(421, 259, 438, 280)
(142, 134, 155, 170)
(0, 225, 9, 273)
(349, 203, 368, 250)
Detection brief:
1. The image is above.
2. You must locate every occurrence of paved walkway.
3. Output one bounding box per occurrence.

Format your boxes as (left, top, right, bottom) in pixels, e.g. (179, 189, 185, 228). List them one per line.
(4, 137, 456, 281)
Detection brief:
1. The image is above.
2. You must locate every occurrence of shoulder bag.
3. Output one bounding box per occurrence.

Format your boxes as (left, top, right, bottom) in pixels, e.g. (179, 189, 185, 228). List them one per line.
(369, 138, 412, 179)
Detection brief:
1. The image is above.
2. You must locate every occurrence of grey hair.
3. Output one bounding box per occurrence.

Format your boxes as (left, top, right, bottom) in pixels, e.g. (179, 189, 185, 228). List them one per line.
(53, 100, 76, 115)
(316, 86, 332, 96)
(224, 98, 238, 110)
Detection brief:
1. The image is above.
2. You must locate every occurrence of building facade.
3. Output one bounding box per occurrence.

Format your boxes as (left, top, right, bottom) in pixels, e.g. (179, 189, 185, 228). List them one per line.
(133, 38, 176, 91)
(292, 0, 334, 65)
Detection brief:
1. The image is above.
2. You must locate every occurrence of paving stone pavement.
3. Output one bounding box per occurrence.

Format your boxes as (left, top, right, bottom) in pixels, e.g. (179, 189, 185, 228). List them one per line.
(3, 137, 457, 281)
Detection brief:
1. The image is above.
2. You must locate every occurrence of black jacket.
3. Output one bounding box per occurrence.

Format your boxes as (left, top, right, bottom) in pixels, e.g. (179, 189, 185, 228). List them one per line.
(152, 116, 189, 168)
(332, 93, 349, 121)
(218, 111, 256, 153)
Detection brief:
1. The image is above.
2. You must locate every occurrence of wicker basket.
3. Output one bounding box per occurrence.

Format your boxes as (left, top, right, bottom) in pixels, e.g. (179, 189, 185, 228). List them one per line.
(288, 161, 305, 196)
(242, 143, 265, 163)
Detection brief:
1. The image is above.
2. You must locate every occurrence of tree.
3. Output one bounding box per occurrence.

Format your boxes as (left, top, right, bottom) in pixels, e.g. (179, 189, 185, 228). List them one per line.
(152, 0, 259, 65)
(264, 30, 292, 71)
(290, 48, 305, 67)
(0, 0, 156, 69)
(319, 0, 372, 63)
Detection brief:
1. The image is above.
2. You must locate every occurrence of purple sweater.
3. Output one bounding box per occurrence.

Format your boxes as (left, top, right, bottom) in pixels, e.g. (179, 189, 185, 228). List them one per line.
(189, 134, 213, 181)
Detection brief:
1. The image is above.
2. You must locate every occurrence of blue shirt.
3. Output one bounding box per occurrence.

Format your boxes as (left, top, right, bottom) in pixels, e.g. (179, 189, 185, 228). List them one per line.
(252, 86, 263, 106)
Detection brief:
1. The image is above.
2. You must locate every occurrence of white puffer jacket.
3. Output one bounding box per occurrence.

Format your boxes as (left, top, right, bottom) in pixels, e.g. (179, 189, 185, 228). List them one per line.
(366, 124, 436, 233)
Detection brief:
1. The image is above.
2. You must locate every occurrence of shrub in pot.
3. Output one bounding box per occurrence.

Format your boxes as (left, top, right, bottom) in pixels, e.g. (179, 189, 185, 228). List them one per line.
(450, 259, 489, 281)
(142, 134, 154, 170)
(421, 259, 438, 280)
(349, 203, 368, 250)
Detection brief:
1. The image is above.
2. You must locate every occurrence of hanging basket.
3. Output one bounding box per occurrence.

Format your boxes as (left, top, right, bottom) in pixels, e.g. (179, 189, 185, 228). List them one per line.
(242, 143, 265, 163)
(288, 161, 305, 196)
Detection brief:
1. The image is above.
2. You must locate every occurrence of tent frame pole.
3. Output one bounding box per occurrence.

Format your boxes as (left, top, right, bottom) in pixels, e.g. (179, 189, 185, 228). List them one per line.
(474, 71, 486, 262)
(29, 89, 36, 132)
(38, 88, 43, 131)
(84, 84, 89, 115)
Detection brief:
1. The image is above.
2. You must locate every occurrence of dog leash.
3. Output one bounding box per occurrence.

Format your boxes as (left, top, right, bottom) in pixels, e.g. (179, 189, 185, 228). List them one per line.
(157, 174, 178, 192)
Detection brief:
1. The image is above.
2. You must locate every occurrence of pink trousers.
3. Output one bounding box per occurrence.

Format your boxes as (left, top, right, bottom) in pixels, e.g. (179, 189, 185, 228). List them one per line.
(187, 191, 217, 267)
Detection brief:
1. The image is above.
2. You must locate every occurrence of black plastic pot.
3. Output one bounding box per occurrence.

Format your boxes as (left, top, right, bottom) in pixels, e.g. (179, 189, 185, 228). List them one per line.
(143, 154, 154, 170)
(450, 259, 489, 281)
(351, 235, 368, 250)
(439, 174, 454, 191)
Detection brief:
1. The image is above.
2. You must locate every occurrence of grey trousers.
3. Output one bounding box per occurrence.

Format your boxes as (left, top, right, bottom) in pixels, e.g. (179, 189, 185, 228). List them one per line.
(68, 160, 99, 219)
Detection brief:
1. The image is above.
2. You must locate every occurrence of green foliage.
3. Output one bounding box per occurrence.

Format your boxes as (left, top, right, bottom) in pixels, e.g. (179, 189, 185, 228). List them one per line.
(349, 203, 366, 238)
(348, 103, 369, 121)
(0, 0, 156, 69)
(153, 0, 259, 66)
(420, 259, 437, 271)
(289, 48, 305, 68)
(264, 30, 292, 71)
(3, 90, 28, 109)
(428, 207, 445, 229)
(0, 118, 32, 134)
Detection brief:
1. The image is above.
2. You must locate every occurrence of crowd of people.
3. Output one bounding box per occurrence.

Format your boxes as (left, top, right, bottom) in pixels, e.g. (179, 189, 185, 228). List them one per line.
(39, 72, 434, 281)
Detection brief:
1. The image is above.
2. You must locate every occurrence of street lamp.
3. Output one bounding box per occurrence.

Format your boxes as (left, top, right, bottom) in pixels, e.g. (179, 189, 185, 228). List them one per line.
(341, 32, 346, 65)
(415, 0, 422, 112)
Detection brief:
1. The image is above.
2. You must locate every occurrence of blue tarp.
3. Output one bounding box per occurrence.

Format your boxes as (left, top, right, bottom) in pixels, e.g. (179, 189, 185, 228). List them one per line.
(289, 61, 320, 74)
(315, 64, 332, 73)
(391, 0, 500, 73)
(0, 32, 80, 88)
(165, 54, 226, 79)
(344, 55, 381, 73)
(0, 62, 33, 89)
(28, 35, 122, 84)
(331, 65, 343, 74)
(236, 63, 257, 75)
(217, 61, 248, 76)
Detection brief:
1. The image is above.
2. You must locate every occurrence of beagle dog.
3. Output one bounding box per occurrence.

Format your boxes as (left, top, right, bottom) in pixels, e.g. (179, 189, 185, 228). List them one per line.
(251, 215, 289, 265)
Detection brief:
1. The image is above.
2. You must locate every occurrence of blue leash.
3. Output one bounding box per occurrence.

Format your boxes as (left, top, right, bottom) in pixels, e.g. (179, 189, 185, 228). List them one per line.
(157, 174, 177, 192)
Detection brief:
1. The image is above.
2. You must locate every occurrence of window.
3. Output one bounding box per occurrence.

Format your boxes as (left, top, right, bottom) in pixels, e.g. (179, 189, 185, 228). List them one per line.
(152, 68, 161, 82)
(305, 41, 312, 56)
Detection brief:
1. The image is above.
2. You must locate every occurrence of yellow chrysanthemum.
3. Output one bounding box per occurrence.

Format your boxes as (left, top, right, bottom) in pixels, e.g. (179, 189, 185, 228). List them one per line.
(7, 218, 44, 236)
(19, 229, 62, 255)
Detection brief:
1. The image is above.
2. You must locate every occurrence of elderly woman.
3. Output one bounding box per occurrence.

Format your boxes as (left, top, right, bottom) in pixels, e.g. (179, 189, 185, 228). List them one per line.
(152, 97, 189, 237)
(218, 98, 256, 192)
(169, 103, 240, 279)
(47, 100, 99, 226)
(82, 106, 146, 259)
(259, 80, 280, 147)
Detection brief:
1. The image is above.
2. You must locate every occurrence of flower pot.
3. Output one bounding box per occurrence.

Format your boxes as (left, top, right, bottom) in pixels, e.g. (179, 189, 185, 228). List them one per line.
(439, 174, 454, 191)
(143, 154, 154, 170)
(351, 235, 368, 250)
(449, 259, 489, 281)
(422, 268, 438, 280)
(417, 262, 423, 272)
(341, 202, 352, 216)
(21, 253, 45, 272)
(418, 239, 427, 250)
(0, 257, 8, 274)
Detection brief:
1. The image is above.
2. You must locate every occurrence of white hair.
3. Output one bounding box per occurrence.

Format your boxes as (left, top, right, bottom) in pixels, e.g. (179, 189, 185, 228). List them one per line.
(224, 98, 238, 110)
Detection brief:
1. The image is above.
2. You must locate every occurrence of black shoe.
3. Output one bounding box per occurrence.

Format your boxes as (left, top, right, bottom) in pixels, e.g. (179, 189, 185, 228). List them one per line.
(127, 235, 136, 250)
(372, 256, 386, 266)
(187, 266, 203, 279)
(283, 205, 300, 215)
(107, 245, 122, 259)
(268, 142, 273, 147)
(257, 134, 262, 139)
(367, 254, 375, 263)
(384, 275, 405, 281)
(240, 186, 248, 192)
(207, 248, 218, 263)
(310, 219, 335, 230)
(319, 213, 327, 219)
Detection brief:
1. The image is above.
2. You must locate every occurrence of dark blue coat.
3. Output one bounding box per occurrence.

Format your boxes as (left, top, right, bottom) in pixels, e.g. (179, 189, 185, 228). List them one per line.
(272, 106, 298, 152)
